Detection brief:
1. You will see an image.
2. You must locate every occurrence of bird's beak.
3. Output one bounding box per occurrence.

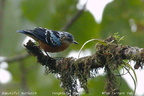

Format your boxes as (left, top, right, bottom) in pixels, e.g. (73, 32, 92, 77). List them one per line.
(72, 41, 79, 44)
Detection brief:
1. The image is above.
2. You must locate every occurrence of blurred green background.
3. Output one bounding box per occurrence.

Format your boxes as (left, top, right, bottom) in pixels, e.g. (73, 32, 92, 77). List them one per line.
(0, 0, 144, 96)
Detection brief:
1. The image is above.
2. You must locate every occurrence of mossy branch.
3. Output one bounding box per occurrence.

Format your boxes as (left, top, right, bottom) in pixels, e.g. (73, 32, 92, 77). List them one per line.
(24, 36, 144, 96)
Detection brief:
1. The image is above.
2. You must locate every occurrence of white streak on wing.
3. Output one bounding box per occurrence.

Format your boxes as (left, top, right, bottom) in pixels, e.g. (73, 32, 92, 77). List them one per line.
(49, 30, 58, 46)
(45, 29, 49, 44)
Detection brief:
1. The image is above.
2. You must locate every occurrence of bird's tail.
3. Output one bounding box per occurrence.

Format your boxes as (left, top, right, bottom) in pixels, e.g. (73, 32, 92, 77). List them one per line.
(17, 30, 32, 34)
(17, 28, 46, 43)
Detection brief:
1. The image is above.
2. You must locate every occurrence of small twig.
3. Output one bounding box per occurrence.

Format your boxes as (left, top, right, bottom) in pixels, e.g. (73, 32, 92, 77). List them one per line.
(60, 2, 87, 31)
(0, 53, 30, 63)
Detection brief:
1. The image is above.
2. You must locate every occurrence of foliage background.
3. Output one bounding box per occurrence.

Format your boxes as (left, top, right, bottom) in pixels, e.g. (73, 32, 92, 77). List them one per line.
(0, 0, 144, 96)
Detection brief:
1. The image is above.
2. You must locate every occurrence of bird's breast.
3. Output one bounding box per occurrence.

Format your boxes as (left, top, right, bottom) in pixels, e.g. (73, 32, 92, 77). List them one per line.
(38, 40, 70, 52)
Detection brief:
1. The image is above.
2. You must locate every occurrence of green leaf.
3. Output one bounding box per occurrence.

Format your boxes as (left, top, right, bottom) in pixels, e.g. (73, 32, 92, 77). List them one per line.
(21, 0, 77, 30)
(100, 0, 144, 47)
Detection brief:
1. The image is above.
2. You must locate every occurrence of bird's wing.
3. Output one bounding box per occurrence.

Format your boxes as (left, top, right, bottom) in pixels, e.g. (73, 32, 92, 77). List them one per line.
(18, 27, 62, 46)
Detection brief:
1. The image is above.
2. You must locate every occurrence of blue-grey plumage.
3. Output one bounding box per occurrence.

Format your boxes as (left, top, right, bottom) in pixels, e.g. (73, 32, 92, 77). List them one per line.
(17, 27, 78, 52)
(17, 27, 62, 46)
(48, 30, 62, 46)
(17, 28, 48, 44)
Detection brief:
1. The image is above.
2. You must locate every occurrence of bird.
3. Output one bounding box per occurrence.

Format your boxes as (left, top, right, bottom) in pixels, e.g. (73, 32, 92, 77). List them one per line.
(17, 27, 78, 53)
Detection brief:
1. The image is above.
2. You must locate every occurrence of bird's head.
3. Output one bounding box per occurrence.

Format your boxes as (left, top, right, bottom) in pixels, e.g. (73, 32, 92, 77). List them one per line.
(61, 32, 78, 45)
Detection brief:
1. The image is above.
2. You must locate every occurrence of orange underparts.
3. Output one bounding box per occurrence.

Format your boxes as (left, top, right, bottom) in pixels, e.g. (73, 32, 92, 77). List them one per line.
(38, 40, 70, 52)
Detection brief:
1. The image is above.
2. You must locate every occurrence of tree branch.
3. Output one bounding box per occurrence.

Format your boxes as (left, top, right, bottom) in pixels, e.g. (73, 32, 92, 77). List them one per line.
(60, 3, 86, 31)
(24, 36, 144, 96)
(0, 53, 29, 63)
(24, 37, 144, 71)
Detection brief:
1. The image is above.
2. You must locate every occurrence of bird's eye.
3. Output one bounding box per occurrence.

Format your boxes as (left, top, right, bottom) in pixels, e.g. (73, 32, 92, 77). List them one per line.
(67, 34, 73, 39)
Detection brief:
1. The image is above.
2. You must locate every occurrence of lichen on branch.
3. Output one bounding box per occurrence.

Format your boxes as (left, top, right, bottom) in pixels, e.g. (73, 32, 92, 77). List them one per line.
(24, 36, 144, 96)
